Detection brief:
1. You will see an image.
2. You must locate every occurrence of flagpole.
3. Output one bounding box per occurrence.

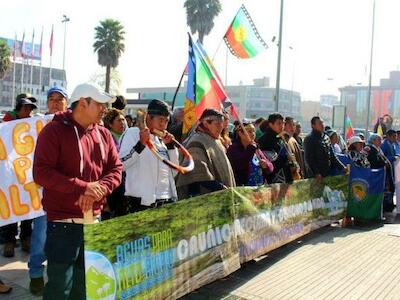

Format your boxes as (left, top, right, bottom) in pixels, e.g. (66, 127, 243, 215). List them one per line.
(29, 29, 35, 91)
(275, 0, 284, 112)
(225, 45, 228, 86)
(20, 59, 24, 93)
(365, 0, 376, 137)
(38, 27, 43, 111)
(49, 25, 54, 87)
(171, 68, 186, 111)
(12, 35, 17, 108)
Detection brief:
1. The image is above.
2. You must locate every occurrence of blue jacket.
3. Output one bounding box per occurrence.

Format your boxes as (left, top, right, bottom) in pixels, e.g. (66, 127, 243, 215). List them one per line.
(381, 139, 396, 163)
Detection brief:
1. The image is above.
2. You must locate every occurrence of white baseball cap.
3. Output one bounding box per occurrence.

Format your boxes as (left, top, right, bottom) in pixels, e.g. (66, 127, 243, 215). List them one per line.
(69, 83, 116, 105)
(348, 136, 363, 146)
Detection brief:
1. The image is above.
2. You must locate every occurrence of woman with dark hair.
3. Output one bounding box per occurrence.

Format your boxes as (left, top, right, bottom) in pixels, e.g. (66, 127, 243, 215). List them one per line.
(103, 108, 126, 151)
(102, 108, 127, 218)
(347, 136, 370, 168)
(220, 111, 232, 149)
(227, 122, 273, 186)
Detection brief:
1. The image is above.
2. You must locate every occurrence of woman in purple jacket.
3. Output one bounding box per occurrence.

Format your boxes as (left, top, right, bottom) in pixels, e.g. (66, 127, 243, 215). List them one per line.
(227, 122, 273, 186)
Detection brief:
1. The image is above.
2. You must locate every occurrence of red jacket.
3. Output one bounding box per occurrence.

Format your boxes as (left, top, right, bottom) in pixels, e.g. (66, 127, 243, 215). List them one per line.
(33, 110, 123, 221)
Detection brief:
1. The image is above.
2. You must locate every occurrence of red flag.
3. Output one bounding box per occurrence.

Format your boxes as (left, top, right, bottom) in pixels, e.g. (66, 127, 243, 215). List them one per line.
(39, 27, 43, 60)
(13, 33, 17, 61)
(49, 25, 54, 56)
(30, 29, 35, 61)
(21, 31, 26, 59)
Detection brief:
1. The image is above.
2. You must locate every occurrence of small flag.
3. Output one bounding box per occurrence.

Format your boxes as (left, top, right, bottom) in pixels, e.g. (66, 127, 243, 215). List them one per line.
(39, 27, 43, 60)
(182, 35, 228, 135)
(224, 5, 268, 59)
(376, 118, 384, 137)
(13, 33, 17, 61)
(49, 25, 54, 56)
(30, 29, 35, 61)
(345, 114, 354, 140)
(21, 31, 26, 59)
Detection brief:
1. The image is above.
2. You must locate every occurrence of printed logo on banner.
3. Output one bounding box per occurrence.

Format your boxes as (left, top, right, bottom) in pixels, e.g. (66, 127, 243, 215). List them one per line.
(85, 250, 117, 300)
(351, 179, 369, 202)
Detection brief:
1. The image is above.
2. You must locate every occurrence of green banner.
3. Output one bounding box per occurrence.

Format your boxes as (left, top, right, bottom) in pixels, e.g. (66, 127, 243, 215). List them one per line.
(84, 176, 348, 300)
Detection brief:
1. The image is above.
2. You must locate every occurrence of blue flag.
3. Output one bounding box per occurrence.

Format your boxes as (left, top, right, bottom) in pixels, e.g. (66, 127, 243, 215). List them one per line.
(347, 166, 385, 220)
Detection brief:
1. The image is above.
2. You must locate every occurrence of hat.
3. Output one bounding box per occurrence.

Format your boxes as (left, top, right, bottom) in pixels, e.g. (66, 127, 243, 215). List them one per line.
(199, 108, 224, 121)
(16, 93, 37, 103)
(147, 99, 170, 117)
(47, 86, 68, 99)
(368, 133, 382, 144)
(17, 98, 38, 109)
(348, 136, 363, 146)
(69, 83, 115, 105)
(326, 129, 337, 137)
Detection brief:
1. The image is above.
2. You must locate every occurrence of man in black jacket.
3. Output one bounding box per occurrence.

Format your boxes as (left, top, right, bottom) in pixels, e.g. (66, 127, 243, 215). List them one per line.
(258, 113, 293, 184)
(304, 116, 346, 183)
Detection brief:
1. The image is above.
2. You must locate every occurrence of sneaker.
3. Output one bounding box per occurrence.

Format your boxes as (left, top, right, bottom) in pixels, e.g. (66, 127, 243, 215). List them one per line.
(3, 243, 14, 258)
(0, 280, 12, 294)
(21, 239, 30, 253)
(29, 277, 44, 296)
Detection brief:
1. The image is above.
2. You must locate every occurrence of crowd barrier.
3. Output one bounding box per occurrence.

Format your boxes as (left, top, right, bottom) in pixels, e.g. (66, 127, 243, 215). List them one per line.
(84, 176, 348, 300)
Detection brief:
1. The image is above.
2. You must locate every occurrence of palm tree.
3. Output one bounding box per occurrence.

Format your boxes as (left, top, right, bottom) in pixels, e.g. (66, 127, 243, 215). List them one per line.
(0, 40, 11, 80)
(184, 0, 222, 44)
(93, 19, 125, 93)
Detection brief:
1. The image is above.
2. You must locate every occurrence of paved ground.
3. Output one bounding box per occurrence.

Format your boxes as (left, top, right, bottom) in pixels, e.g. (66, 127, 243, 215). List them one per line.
(1, 214, 400, 300)
(184, 213, 400, 300)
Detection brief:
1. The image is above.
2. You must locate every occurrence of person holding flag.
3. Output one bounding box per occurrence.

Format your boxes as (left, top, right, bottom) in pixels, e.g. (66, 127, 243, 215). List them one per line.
(176, 109, 235, 199)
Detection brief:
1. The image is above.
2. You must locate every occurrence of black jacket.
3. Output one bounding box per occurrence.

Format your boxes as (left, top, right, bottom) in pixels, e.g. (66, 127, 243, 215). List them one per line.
(364, 145, 387, 169)
(304, 130, 345, 177)
(258, 128, 293, 183)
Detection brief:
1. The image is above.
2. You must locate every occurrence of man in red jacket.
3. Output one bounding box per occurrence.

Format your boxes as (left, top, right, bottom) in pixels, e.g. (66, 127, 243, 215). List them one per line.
(33, 83, 123, 300)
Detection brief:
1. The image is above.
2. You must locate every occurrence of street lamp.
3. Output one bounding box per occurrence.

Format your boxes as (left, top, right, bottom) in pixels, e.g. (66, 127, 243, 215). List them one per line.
(365, 0, 376, 136)
(61, 15, 70, 76)
(275, 0, 284, 112)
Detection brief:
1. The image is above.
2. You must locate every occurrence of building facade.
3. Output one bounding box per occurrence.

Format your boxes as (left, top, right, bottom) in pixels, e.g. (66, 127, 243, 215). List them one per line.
(126, 77, 302, 121)
(339, 71, 400, 129)
(0, 62, 66, 112)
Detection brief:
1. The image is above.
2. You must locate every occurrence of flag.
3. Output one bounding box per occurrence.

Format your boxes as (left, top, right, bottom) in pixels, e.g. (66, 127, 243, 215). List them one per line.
(30, 29, 35, 62)
(347, 166, 384, 220)
(49, 25, 54, 56)
(376, 118, 384, 137)
(12, 33, 17, 61)
(182, 35, 228, 134)
(39, 27, 43, 60)
(20, 31, 26, 59)
(345, 114, 354, 140)
(224, 5, 268, 59)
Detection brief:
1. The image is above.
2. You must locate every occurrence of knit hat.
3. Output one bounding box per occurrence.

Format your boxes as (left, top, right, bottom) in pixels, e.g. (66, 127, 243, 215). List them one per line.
(147, 99, 170, 117)
(348, 136, 363, 146)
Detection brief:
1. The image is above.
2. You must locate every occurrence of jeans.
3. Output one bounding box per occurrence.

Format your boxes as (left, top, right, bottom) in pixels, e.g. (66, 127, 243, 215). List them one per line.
(1, 220, 32, 243)
(43, 222, 85, 300)
(28, 215, 47, 278)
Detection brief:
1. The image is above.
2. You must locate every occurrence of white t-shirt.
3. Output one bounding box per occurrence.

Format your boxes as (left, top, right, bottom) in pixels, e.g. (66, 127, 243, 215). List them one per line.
(153, 137, 172, 199)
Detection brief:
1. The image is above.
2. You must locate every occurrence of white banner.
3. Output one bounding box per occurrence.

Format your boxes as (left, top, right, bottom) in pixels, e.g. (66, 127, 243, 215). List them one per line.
(394, 159, 400, 214)
(0, 115, 53, 227)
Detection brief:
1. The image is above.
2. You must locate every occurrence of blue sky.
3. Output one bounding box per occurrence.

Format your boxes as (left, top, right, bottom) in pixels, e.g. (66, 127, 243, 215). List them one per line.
(1, 0, 399, 101)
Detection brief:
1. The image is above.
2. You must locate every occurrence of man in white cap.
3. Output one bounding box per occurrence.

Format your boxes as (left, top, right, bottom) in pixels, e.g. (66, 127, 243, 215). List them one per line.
(33, 83, 123, 300)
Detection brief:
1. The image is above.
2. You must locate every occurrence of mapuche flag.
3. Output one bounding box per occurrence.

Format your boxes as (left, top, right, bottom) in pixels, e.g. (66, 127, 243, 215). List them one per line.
(347, 166, 385, 220)
(182, 35, 228, 135)
(224, 5, 268, 59)
(345, 114, 354, 140)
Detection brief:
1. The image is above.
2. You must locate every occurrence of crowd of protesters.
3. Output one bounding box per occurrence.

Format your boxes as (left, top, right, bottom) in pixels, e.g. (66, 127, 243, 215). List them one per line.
(0, 83, 399, 298)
